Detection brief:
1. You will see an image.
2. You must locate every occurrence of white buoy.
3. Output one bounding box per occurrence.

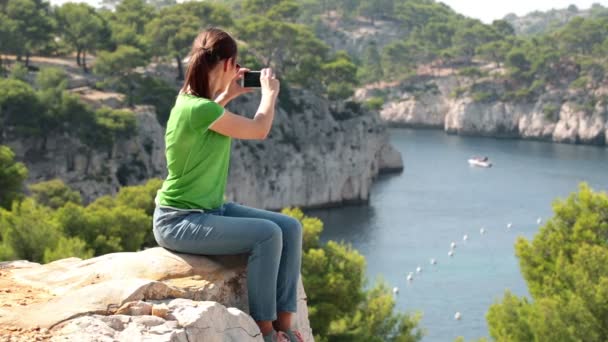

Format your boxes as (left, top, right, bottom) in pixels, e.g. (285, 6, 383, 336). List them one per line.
(416, 266, 422, 273)
(448, 250, 454, 257)
(536, 217, 542, 224)
(430, 258, 437, 265)
(480, 227, 486, 235)
(407, 272, 414, 281)
(507, 223, 512, 229)
(454, 312, 462, 320)
(450, 241, 457, 249)
(393, 287, 399, 294)
(463, 234, 468, 241)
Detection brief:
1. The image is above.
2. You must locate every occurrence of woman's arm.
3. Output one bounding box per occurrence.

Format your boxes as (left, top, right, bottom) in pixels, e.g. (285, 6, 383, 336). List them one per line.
(209, 93, 277, 140)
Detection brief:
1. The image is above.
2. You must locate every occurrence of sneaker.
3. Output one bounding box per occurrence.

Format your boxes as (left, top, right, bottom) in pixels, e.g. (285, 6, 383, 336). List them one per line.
(277, 331, 292, 342)
(263, 330, 291, 342)
(283, 329, 304, 342)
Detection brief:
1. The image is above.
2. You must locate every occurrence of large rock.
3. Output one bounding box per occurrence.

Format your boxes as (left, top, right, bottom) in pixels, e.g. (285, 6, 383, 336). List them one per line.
(0, 247, 314, 341)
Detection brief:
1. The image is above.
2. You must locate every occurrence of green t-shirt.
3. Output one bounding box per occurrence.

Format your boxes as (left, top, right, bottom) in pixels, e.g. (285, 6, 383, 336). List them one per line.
(156, 93, 230, 210)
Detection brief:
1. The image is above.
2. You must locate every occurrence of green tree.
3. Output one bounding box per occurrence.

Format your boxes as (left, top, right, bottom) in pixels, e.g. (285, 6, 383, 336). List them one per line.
(94, 45, 149, 106)
(29, 179, 82, 210)
(486, 183, 608, 341)
(34, 68, 81, 150)
(358, 0, 394, 25)
(43, 235, 94, 263)
(0, 13, 17, 76)
(505, 48, 532, 81)
(0, 199, 61, 262)
(491, 19, 515, 37)
(102, 0, 155, 54)
(322, 51, 358, 101)
(0, 78, 42, 142)
(359, 41, 384, 83)
(55, 3, 108, 72)
(477, 40, 512, 68)
(236, 16, 328, 89)
(146, 2, 232, 80)
(4, 0, 54, 66)
(0, 145, 28, 209)
(452, 21, 500, 62)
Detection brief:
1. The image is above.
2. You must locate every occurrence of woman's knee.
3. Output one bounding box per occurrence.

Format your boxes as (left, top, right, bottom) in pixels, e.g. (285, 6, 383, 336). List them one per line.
(255, 219, 283, 247)
(280, 216, 303, 241)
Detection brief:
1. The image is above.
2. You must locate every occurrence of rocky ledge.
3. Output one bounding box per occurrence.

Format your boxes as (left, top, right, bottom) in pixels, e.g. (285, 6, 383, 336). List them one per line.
(0, 247, 313, 341)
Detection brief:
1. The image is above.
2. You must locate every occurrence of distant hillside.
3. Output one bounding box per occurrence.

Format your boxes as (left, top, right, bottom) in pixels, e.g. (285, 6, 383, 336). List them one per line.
(503, 3, 608, 36)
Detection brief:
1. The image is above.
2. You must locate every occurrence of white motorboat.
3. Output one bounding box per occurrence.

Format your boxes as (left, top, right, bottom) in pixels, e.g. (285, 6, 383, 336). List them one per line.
(468, 157, 492, 168)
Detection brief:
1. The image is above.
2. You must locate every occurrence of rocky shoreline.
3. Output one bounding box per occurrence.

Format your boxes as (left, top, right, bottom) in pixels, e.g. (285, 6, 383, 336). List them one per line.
(357, 74, 608, 147)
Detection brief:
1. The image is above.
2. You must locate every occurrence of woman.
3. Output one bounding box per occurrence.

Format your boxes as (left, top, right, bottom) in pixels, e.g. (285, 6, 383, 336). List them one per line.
(153, 28, 304, 342)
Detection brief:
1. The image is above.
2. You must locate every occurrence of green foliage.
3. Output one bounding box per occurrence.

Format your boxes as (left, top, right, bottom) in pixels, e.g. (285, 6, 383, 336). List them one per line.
(359, 41, 384, 83)
(570, 76, 589, 89)
(0, 13, 17, 75)
(35, 67, 68, 91)
(236, 15, 329, 91)
(364, 97, 384, 111)
(94, 45, 149, 106)
(471, 90, 496, 103)
(131, 75, 178, 126)
(542, 103, 560, 121)
(0, 145, 28, 210)
(82, 107, 136, 156)
(486, 183, 608, 341)
(458, 67, 484, 78)
(322, 51, 358, 101)
(145, 1, 233, 79)
(43, 236, 94, 263)
(0, 199, 62, 262)
(281, 207, 424, 342)
(55, 3, 108, 72)
(3, 0, 54, 63)
(29, 179, 82, 210)
(505, 48, 532, 81)
(450, 86, 467, 99)
(8, 63, 28, 82)
(0, 78, 43, 139)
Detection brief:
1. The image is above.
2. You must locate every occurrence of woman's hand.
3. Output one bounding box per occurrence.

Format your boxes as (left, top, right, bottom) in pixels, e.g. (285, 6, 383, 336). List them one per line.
(227, 68, 254, 99)
(260, 68, 280, 98)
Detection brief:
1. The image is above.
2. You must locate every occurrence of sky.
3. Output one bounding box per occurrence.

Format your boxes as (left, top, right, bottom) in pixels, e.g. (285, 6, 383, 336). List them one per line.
(440, 0, 608, 23)
(47, 0, 608, 23)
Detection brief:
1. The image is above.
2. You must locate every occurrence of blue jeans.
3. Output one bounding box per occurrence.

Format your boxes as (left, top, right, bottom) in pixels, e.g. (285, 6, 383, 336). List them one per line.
(152, 201, 303, 321)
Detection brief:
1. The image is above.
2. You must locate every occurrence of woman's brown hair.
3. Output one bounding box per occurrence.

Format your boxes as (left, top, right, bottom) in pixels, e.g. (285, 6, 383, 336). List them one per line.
(181, 27, 238, 99)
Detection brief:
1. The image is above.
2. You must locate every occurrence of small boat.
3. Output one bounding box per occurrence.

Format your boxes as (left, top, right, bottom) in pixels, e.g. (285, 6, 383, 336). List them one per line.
(468, 156, 492, 168)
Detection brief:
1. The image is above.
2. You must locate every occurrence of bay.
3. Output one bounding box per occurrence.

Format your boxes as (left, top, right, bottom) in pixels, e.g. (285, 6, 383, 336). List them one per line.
(305, 128, 608, 341)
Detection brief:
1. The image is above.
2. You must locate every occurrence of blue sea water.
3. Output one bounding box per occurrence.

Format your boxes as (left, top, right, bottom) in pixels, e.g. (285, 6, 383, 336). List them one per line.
(305, 128, 608, 341)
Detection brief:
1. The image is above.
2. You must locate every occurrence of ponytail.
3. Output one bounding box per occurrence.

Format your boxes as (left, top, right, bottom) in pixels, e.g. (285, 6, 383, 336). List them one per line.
(181, 28, 238, 100)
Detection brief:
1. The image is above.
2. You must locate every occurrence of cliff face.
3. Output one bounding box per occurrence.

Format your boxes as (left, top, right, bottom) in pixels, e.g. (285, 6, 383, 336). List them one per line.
(226, 89, 403, 210)
(6, 59, 403, 208)
(5, 105, 167, 203)
(356, 74, 608, 146)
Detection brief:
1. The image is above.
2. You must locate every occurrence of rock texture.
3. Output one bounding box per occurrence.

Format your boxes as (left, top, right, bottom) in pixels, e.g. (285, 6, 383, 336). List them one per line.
(225, 90, 403, 210)
(0, 247, 313, 341)
(4, 105, 167, 203)
(356, 73, 608, 146)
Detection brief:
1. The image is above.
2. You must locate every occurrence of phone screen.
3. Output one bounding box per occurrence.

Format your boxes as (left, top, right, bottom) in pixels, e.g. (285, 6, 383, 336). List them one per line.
(242, 71, 261, 88)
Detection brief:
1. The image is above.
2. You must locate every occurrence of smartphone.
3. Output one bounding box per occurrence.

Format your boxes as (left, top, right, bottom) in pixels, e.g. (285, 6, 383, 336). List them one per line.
(241, 71, 261, 88)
